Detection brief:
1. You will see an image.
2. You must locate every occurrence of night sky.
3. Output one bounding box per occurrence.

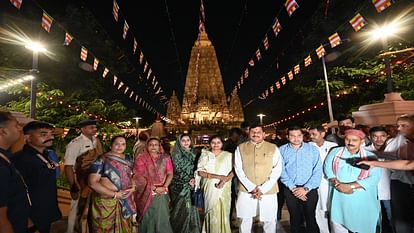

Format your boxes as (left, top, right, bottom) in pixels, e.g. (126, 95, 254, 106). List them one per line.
(1, 0, 413, 125)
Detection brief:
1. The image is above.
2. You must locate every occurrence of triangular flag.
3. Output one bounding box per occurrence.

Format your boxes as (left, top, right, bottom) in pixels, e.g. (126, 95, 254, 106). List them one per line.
(263, 36, 269, 50)
(372, 0, 392, 13)
(316, 45, 326, 59)
(113, 1, 119, 21)
(281, 77, 286, 85)
(276, 81, 281, 89)
(294, 64, 300, 74)
(244, 69, 249, 78)
(80, 46, 88, 61)
(123, 21, 129, 39)
(102, 68, 109, 78)
(93, 58, 99, 71)
(133, 38, 138, 54)
(10, 0, 23, 10)
(41, 11, 53, 32)
(129, 91, 134, 98)
(113, 76, 118, 85)
(124, 86, 129, 94)
(288, 71, 294, 80)
(272, 18, 282, 37)
(285, 0, 299, 17)
(117, 81, 124, 90)
(135, 95, 138, 102)
(304, 55, 312, 67)
(63, 33, 73, 46)
(255, 49, 262, 61)
(143, 62, 149, 73)
(349, 13, 367, 32)
(139, 51, 144, 64)
(329, 32, 341, 48)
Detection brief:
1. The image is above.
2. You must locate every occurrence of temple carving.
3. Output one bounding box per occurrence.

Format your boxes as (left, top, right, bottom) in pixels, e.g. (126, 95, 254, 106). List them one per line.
(166, 29, 244, 130)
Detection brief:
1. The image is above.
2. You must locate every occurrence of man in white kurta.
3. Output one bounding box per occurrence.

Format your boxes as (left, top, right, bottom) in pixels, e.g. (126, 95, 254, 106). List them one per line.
(234, 124, 283, 233)
(309, 126, 338, 233)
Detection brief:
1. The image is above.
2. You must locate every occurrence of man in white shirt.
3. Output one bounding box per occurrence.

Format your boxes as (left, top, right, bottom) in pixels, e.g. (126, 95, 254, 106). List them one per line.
(234, 124, 283, 233)
(64, 120, 102, 233)
(309, 125, 338, 233)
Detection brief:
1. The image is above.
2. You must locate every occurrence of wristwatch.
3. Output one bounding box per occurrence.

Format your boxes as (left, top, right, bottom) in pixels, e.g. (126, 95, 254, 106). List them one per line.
(350, 184, 356, 190)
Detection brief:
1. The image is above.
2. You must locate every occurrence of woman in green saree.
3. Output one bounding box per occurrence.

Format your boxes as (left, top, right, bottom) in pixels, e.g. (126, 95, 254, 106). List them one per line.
(170, 134, 201, 233)
(195, 135, 233, 233)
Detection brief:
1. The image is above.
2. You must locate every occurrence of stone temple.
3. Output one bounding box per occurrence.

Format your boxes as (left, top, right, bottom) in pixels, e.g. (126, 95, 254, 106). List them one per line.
(166, 27, 244, 135)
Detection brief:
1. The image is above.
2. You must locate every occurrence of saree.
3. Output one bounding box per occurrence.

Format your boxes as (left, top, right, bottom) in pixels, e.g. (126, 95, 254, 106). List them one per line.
(134, 145, 173, 233)
(196, 149, 232, 233)
(89, 154, 136, 232)
(170, 135, 201, 233)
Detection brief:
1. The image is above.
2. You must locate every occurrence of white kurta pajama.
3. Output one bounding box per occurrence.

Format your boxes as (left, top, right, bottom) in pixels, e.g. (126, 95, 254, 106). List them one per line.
(234, 144, 283, 233)
(310, 140, 338, 233)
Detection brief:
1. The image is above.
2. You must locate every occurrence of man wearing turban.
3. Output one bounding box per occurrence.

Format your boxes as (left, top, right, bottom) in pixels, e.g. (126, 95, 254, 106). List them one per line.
(323, 129, 381, 233)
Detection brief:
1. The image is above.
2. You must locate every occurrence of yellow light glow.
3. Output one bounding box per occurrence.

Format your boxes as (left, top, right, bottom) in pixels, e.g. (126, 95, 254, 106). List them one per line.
(25, 41, 47, 53)
(370, 23, 399, 41)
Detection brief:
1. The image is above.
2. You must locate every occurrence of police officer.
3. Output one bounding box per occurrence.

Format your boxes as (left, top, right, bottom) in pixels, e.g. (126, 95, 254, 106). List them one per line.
(64, 120, 102, 233)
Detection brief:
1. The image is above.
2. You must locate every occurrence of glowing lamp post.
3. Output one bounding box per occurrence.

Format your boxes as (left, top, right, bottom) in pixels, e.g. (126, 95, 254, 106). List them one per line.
(257, 114, 266, 125)
(369, 23, 400, 93)
(25, 41, 46, 119)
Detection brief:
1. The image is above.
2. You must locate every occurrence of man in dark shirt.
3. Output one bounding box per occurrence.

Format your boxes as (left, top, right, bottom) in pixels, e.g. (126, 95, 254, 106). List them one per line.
(0, 111, 31, 233)
(13, 121, 62, 233)
(223, 127, 242, 153)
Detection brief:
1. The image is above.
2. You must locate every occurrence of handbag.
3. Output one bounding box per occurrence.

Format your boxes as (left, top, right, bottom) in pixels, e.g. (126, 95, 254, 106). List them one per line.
(191, 188, 204, 209)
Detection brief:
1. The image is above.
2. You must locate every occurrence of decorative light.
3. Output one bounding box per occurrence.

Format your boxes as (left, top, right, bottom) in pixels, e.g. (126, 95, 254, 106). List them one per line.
(0, 75, 34, 91)
(25, 41, 47, 53)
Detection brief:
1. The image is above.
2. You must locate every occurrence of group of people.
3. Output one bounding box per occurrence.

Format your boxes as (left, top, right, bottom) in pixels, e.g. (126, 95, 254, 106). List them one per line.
(1, 110, 414, 233)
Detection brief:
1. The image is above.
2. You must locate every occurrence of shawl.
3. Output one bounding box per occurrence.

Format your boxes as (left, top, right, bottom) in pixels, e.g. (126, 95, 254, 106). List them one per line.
(333, 147, 370, 180)
(134, 142, 171, 219)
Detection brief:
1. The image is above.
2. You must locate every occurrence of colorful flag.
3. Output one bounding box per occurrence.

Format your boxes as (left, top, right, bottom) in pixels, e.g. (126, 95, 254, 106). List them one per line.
(276, 81, 281, 89)
(10, 0, 23, 10)
(349, 13, 367, 32)
(139, 52, 144, 64)
(304, 55, 312, 67)
(123, 21, 129, 39)
(263, 36, 269, 50)
(80, 47, 88, 61)
(93, 58, 99, 71)
(285, 0, 299, 17)
(281, 77, 286, 85)
(270, 85, 274, 93)
(129, 91, 134, 98)
(113, 75, 118, 85)
(240, 77, 244, 85)
(329, 32, 341, 48)
(41, 11, 53, 32)
(244, 69, 249, 78)
(147, 68, 152, 79)
(63, 33, 73, 46)
(288, 71, 294, 80)
(237, 81, 241, 88)
(135, 95, 138, 102)
(124, 86, 129, 94)
(294, 64, 300, 74)
(256, 49, 262, 61)
(316, 44, 326, 59)
(102, 68, 109, 78)
(143, 61, 148, 73)
(133, 38, 138, 54)
(272, 18, 282, 37)
(113, 1, 119, 21)
(372, 0, 392, 13)
(117, 81, 124, 89)
(249, 59, 255, 67)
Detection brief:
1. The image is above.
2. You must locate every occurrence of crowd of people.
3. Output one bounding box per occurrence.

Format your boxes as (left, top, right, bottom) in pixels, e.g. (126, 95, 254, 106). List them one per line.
(1, 110, 414, 233)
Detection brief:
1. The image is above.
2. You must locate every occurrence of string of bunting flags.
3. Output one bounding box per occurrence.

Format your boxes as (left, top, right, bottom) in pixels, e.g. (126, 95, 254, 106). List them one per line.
(264, 74, 381, 127)
(112, 0, 167, 103)
(257, 0, 394, 100)
(232, 0, 301, 92)
(7, 0, 172, 122)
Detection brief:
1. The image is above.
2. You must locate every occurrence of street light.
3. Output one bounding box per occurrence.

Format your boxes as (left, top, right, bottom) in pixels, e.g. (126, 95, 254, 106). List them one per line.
(257, 114, 266, 125)
(369, 22, 402, 93)
(133, 117, 142, 136)
(25, 41, 46, 119)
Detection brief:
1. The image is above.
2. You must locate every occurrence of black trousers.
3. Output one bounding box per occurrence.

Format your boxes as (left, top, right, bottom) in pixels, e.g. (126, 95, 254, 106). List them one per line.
(390, 180, 414, 233)
(284, 188, 320, 233)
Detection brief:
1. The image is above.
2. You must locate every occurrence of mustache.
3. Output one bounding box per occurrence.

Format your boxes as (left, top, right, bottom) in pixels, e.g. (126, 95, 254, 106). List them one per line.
(347, 144, 355, 147)
(43, 139, 54, 144)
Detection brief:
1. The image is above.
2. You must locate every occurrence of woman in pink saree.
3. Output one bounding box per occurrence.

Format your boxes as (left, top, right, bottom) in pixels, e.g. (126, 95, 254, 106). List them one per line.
(134, 137, 174, 233)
